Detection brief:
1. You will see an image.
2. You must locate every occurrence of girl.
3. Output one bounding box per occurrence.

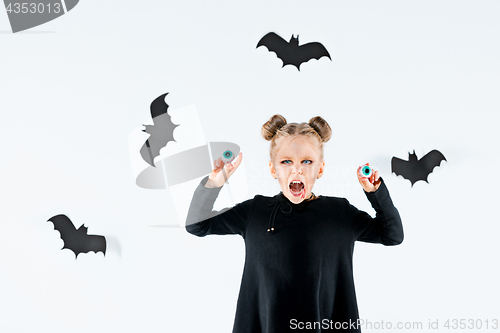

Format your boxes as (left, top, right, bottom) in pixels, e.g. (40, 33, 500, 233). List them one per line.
(186, 115, 403, 333)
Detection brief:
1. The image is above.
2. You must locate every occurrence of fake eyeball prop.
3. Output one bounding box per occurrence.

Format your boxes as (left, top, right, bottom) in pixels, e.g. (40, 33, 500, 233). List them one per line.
(359, 164, 373, 178)
(221, 150, 235, 163)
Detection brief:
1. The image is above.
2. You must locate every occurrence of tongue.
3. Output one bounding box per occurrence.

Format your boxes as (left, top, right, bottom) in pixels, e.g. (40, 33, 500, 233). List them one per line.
(290, 182, 304, 192)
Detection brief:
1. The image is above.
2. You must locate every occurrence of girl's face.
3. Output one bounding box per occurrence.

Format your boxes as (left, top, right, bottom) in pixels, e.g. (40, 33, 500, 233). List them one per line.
(269, 135, 325, 204)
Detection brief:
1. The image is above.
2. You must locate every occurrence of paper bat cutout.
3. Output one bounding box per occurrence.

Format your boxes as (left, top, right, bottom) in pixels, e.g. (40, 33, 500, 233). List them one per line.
(47, 214, 106, 258)
(140, 93, 179, 167)
(256, 32, 331, 70)
(391, 150, 447, 186)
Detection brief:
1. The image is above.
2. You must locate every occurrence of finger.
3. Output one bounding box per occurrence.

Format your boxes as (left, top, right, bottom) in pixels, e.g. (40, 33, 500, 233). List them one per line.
(232, 152, 243, 169)
(374, 170, 380, 181)
(216, 158, 224, 170)
(228, 152, 243, 174)
(360, 177, 370, 185)
(221, 167, 228, 183)
(360, 178, 372, 191)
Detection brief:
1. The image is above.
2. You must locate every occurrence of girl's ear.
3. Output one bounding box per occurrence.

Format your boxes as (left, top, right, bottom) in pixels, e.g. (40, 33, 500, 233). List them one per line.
(269, 161, 278, 179)
(317, 161, 325, 179)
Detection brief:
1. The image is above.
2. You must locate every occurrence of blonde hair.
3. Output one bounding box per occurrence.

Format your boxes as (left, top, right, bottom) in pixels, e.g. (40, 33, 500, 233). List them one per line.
(261, 114, 332, 163)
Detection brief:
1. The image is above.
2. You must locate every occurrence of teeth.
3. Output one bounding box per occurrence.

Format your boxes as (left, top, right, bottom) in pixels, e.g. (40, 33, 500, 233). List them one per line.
(291, 181, 302, 184)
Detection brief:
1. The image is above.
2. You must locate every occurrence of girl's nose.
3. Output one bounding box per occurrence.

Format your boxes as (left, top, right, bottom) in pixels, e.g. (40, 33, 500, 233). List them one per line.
(293, 168, 303, 175)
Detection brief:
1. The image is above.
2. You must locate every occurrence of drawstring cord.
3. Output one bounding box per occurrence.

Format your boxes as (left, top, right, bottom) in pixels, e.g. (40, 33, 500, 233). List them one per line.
(266, 192, 318, 235)
(266, 195, 292, 235)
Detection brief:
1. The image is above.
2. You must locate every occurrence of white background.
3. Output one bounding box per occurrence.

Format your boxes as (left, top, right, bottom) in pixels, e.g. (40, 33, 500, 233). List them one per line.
(1, 1, 499, 332)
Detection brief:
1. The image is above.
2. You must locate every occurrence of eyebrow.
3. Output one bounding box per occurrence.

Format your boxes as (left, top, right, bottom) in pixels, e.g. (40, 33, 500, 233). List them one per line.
(279, 156, 315, 160)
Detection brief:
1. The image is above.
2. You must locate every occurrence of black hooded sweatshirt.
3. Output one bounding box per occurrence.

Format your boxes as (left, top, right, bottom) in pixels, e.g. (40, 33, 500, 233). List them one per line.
(186, 176, 403, 332)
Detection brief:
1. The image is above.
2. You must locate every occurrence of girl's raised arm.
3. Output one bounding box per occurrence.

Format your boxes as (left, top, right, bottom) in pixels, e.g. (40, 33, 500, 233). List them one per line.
(347, 177, 404, 245)
(185, 152, 254, 237)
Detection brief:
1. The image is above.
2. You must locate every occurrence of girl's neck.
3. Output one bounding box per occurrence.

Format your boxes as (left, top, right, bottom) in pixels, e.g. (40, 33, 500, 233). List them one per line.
(305, 192, 318, 201)
(281, 192, 318, 202)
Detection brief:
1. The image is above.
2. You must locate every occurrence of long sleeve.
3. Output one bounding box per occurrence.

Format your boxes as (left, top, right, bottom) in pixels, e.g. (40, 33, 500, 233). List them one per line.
(185, 176, 255, 237)
(346, 177, 404, 245)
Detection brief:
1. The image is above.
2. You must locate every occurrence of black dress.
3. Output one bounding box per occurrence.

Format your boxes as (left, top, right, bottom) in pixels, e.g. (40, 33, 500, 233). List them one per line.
(186, 176, 403, 332)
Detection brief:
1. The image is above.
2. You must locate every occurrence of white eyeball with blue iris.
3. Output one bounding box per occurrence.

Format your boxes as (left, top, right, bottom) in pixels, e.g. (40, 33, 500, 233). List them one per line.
(359, 165, 372, 178)
(221, 150, 235, 163)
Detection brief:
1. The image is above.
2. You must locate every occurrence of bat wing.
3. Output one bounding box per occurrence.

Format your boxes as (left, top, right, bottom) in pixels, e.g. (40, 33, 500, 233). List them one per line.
(48, 215, 106, 258)
(296, 42, 331, 70)
(140, 139, 160, 167)
(391, 156, 421, 186)
(150, 92, 169, 120)
(391, 157, 408, 178)
(418, 150, 447, 182)
(140, 93, 179, 167)
(256, 32, 293, 66)
(48, 214, 78, 252)
(81, 234, 107, 256)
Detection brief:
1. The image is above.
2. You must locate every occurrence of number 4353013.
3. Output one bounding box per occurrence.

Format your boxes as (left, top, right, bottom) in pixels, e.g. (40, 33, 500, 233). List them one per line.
(444, 319, 498, 330)
(5, 2, 62, 14)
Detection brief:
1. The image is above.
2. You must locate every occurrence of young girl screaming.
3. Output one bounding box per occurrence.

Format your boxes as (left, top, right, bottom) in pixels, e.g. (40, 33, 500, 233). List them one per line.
(186, 114, 403, 333)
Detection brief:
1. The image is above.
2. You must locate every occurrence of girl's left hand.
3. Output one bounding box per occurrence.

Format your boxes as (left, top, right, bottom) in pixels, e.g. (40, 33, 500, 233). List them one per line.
(357, 163, 381, 193)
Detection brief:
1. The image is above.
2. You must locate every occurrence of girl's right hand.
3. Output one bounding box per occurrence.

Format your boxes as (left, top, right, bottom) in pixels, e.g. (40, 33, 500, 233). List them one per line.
(205, 152, 243, 188)
(356, 162, 381, 192)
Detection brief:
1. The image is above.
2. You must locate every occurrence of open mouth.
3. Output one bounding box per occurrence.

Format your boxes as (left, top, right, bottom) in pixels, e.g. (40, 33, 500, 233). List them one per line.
(289, 180, 305, 198)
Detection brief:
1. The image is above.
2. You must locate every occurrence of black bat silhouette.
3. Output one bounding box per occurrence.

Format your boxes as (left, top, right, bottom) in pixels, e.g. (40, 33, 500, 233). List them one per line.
(391, 150, 447, 186)
(47, 214, 106, 258)
(140, 93, 179, 167)
(256, 32, 331, 70)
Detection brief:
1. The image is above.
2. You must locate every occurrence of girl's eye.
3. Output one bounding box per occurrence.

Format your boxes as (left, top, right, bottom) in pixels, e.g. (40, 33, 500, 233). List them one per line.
(280, 160, 312, 164)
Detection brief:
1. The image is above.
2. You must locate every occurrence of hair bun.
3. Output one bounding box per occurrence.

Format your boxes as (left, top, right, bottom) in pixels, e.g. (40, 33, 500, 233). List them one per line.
(308, 116, 332, 143)
(261, 114, 287, 141)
